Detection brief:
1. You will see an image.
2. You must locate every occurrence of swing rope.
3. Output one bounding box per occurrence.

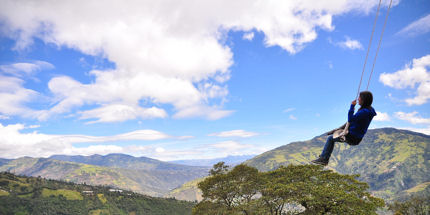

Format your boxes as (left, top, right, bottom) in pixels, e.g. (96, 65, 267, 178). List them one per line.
(338, 0, 393, 139)
(366, 0, 393, 91)
(355, 0, 382, 100)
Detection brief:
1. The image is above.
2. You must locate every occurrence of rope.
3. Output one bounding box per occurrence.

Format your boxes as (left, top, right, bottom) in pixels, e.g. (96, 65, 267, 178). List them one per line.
(356, 0, 382, 100)
(366, 0, 393, 90)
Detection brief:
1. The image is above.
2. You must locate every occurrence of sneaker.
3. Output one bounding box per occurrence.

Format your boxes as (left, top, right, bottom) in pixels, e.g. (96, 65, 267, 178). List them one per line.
(311, 157, 329, 166)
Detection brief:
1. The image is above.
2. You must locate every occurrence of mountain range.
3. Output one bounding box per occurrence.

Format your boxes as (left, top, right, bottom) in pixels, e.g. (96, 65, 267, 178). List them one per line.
(1, 127, 428, 203)
(0, 172, 194, 214)
(170, 128, 430, 202)
(170, 155, 255, 167)
(0, 153, 210, 197)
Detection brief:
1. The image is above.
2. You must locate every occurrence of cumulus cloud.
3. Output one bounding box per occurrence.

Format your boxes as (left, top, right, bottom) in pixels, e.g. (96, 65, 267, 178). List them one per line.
(0, 123, 185, 158)
(373, 111, 390, 121)
(0, 75, 44, 118)
(207, 140, 268, 157)
(397, 13, 430, 37)
(79, 104, 167, 124)
(380, 54, 430, 105)
(210, 140, 250, 150)
(0, 60, 54, 77)
(208, 129, 259, 138)
(394, 111, 430, 124)
(0, 0, 391, 123)
(398, 126, 430, 135)
(243, 32, 255, 41)
(336, 36, 363, 50)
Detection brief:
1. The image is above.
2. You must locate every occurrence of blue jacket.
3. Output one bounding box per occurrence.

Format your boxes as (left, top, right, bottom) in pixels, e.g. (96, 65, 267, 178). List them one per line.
(348, 104, 376, 139)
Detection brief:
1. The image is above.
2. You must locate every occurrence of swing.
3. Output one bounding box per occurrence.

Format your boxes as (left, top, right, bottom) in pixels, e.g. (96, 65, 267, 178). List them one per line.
(328, 0, 393, 143)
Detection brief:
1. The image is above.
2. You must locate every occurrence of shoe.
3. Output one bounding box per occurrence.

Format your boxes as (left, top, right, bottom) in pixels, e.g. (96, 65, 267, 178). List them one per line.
(311, 157, 329, 166)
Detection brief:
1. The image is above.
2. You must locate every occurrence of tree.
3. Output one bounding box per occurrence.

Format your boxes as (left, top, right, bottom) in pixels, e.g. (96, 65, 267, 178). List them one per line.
(194, 163, 385, 215)
(195, 162, 261, 215)
(389, 195, 430, 215)
(259, 165, 384, 215)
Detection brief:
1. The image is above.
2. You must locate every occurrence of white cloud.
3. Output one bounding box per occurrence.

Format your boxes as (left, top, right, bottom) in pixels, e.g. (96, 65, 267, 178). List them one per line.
(0, 115, 10, 120)
(399, 126, 430, 135)
(0, 123, 184, 158)
(0, 61, 54, 77)
(0, 0, 391, 122)
(210, 140, 250, 150)
(394, 111, 430, 124)
(243, 32, 254, 41)
(207, 140, 268, 157)
(283, 107, 295, 113)
(79, 104, 167, 124)
(373, 111, 390, 121)
(208, 129, 259, 138)
(289, 114, 298, 120)
(334, 36, 363, 50)
(397, 13, 430, 37)
(380, 54, 430, 105)
(58, 130, 176, 143)
(0, 75, 44, 118)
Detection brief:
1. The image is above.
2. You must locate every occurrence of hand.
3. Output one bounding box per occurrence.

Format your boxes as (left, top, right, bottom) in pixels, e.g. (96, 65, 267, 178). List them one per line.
(351, 99, 357, 106)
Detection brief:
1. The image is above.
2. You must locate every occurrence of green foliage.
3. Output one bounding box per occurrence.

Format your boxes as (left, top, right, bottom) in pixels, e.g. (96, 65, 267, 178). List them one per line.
(0, 155, 210, 198)
(41, 188, 83, 200)
(194, 163, 384, 215)
(389, 195, 430, 215)
(0, 172, 194, 215)
(197, 163, 261, 214)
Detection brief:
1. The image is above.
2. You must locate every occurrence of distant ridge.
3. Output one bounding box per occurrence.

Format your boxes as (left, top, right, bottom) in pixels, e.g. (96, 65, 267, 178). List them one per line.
(49, 153, 207, 171)
(170, 155, 256, 167)
(0, 154, 210, 197)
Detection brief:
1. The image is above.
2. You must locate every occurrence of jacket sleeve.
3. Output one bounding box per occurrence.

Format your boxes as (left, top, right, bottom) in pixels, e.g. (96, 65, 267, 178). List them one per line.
(348, 105, 367, 123)
(348, 104, 355, 122)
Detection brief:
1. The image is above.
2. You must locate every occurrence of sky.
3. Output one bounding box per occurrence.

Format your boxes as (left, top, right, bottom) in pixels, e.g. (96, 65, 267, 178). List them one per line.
(0, 0, 429, 161)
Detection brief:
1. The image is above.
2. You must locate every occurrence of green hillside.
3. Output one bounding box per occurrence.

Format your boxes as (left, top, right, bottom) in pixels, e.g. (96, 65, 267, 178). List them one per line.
(0, 157, 209, 197)
(49, 153, 209, 172)
(169, 128, 430, 202)
(0, 172, 194, 215)
(167, 177, 205, 202)
(244, 128, 430, 201)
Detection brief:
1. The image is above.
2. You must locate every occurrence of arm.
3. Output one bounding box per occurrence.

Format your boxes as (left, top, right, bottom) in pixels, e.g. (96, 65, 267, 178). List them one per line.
(348, 100, 369, 123)
(348, 104, 355, 122)
(348, 100, 356, 122)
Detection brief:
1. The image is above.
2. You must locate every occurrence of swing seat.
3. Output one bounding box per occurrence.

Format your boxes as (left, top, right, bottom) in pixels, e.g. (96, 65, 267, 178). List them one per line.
(327, 122, 349, 142)
(333, 129, 347, 142)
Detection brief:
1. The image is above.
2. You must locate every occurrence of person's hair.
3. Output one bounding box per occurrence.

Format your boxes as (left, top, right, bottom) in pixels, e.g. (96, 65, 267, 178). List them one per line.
(359, 91, 373, 110)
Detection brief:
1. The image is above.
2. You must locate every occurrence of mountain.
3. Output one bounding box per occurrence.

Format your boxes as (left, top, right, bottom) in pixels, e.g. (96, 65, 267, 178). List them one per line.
(167, 177, 205, 202)
(49, 153, 209, 171)
(0, 154, 210, 197)
(244, 128, 430, 201)
(169, 128, 430, 202)
(170, 155, 256, 167)
(0, 158, 10, 166)
(0, 172, 194, 214)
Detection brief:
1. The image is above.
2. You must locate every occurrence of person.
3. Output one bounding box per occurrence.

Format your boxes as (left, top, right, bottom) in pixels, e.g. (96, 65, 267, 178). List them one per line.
(312, 91, 376, 166)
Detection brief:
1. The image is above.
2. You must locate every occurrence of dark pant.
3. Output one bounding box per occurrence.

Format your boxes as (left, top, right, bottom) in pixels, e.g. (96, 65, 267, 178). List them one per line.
(320, 134, 362, 160)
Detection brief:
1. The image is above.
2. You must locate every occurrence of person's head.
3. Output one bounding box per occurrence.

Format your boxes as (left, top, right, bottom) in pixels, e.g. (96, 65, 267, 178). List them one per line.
(359, 91, 373, 109)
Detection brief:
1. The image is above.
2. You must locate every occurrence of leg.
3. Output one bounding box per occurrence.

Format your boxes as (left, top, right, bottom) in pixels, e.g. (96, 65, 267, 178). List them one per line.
(320, 135, 340, 161)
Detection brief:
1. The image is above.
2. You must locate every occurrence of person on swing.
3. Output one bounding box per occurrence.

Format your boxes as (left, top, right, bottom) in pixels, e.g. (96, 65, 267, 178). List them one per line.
(312, 91, 376, 166)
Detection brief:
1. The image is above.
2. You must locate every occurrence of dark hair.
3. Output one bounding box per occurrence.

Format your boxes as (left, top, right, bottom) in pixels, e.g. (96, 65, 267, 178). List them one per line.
(359, 91, 373, 110)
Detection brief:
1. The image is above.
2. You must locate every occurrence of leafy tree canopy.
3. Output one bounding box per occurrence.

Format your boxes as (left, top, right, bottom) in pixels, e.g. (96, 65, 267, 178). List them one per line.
(194, 163, 384, 215)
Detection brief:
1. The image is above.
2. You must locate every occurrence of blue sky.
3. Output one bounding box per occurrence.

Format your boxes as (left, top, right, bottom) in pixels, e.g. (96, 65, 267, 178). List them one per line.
(0, 0, 429, 160)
